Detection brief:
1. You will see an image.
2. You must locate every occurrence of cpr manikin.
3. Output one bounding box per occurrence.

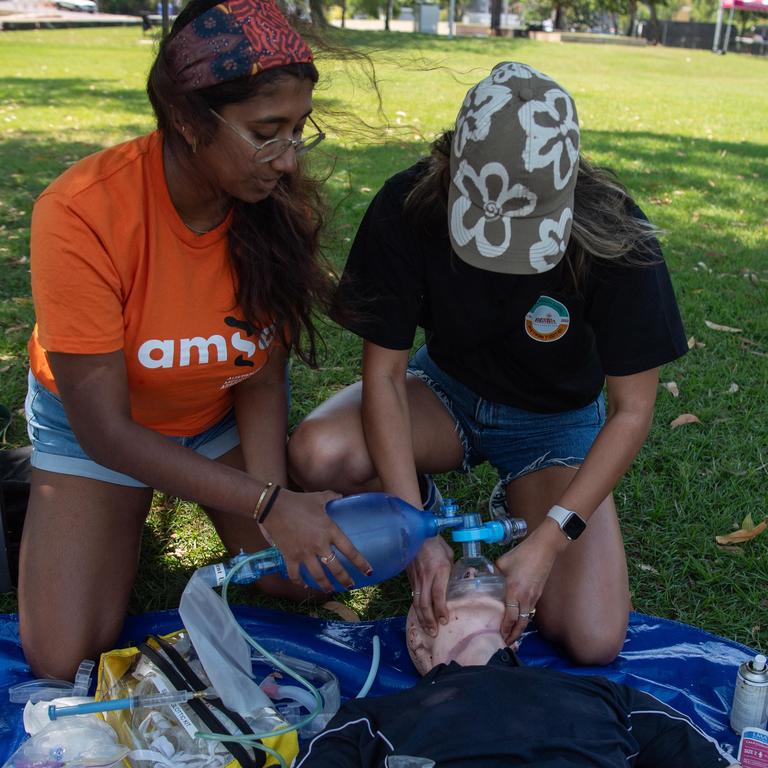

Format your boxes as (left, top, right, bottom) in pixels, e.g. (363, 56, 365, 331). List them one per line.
(407, 592, 509, 674)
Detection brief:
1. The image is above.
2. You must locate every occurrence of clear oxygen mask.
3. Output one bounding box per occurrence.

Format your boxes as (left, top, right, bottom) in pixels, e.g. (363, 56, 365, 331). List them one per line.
(445, 553, 506, 602)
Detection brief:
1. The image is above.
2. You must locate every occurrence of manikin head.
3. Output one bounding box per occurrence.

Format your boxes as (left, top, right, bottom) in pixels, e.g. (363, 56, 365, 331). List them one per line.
(406, 593, 509, 675)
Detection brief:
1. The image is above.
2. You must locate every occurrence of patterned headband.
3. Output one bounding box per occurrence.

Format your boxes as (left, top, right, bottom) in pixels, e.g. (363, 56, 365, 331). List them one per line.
(166, 0, 313, 93)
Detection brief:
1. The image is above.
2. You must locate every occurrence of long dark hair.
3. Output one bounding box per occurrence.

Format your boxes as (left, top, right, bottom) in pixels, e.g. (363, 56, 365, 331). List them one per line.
(405, 130, 659, 286)
(147, 0, 334, 366)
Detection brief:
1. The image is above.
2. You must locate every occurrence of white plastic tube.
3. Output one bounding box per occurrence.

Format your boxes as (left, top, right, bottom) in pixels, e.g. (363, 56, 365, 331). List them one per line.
(356, 635, 381, 698)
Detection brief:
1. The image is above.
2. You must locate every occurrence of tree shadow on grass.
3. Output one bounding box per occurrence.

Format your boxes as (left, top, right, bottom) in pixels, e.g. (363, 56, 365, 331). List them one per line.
(0, 77, 151, 114)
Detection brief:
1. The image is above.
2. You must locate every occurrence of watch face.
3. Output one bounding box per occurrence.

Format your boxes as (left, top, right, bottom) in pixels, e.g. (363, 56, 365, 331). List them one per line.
(562, 513, 587, 540)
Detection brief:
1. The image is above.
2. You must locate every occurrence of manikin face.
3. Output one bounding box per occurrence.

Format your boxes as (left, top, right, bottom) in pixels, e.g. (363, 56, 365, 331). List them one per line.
(407, 594, 508, 675)
(195, 75, 315, 204)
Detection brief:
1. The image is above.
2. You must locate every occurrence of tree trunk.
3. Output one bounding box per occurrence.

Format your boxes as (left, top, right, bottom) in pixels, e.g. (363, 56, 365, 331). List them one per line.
(491, 0, 502, 34)
(553, 3, 565, 30)
(309, 0, 328, 26)
(647, 0, 659, 43)
(624, 0, 637, 36)
(385, 0, 393, 30)
(341, 0, 346, 27)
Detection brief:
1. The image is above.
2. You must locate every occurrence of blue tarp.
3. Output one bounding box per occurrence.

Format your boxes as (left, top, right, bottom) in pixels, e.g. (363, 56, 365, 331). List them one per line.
(0, 608, 753, 763)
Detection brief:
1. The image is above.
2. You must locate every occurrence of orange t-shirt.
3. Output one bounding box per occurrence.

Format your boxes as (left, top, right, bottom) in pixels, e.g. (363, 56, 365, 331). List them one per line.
(29, 131, 277, 436)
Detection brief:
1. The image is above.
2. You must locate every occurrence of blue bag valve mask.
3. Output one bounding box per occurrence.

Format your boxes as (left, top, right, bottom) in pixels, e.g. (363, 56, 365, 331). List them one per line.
(444, 507, 526, 603)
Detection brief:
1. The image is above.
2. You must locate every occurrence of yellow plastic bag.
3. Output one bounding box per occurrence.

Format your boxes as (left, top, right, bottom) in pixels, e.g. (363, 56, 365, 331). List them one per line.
(96, 629, 298, 768)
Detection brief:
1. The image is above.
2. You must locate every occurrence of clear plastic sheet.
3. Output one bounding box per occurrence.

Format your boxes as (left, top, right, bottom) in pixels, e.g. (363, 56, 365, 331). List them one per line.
(0, 609, 753, 764)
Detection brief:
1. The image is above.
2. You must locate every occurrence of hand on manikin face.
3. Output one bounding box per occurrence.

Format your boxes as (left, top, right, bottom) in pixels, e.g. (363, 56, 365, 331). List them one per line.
(406, 593, 509, 675)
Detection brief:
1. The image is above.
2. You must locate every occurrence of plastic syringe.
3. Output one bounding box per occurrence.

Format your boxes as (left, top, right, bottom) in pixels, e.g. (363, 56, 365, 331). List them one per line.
(48, 689, 212, 720)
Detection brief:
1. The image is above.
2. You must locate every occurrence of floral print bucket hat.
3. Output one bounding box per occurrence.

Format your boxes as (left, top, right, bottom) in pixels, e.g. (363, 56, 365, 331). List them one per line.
(448, 62, 580, 275)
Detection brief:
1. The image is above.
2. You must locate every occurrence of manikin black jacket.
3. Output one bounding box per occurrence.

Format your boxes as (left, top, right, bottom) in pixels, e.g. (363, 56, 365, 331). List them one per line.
(294, 649, 733, 767)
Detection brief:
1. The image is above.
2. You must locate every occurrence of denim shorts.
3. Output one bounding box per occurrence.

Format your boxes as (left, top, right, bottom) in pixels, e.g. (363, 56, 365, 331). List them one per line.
(25, 371, 240, 488)
(406, 345, 605, 486)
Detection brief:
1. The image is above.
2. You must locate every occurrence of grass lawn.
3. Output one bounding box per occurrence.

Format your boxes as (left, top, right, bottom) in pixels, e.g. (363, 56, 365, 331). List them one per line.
(0, 27, 766, 650)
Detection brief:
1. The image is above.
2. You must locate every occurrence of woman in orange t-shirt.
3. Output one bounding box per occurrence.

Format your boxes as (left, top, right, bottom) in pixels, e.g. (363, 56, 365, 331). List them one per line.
(21, 0, 369, 679)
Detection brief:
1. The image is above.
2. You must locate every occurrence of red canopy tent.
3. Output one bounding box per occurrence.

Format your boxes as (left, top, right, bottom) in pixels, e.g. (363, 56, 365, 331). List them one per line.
(713, 0, 768, 51)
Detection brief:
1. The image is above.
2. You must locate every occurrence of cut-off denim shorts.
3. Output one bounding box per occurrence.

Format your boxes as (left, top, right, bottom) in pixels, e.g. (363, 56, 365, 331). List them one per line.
(25, 371, 240, 488)
(406, 345, 605, 488)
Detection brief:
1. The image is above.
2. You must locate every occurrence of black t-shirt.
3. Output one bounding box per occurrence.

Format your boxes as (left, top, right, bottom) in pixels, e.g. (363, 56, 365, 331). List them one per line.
(336, 163, 688, 413)
(295, 650, 733, 768)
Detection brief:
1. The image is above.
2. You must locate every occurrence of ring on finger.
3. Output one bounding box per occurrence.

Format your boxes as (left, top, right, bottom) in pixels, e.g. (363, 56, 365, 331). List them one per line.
(505, 601, 519, 610)
(411, 590, 422, 598)
(519, 608, 536, 620)
(319, 551, 337, 565)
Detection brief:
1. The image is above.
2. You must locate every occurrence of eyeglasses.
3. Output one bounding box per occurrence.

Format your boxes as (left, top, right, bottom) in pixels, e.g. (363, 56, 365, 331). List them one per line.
(210, 109, 325, 164)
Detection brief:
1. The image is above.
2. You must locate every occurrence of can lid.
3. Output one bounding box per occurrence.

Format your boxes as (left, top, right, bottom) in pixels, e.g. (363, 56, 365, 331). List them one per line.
(754, 654, 767, 671)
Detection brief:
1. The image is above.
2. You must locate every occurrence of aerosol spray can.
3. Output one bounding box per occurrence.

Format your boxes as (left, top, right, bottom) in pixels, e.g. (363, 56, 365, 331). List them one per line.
(730, 654, 768, 734)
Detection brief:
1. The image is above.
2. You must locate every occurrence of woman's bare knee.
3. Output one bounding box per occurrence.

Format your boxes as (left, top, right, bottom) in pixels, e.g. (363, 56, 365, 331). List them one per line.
(543, 618, 628, 666)
(288, 418, 371, 492)
(255, 573, 325, 602)
(18, 471, 149, 680)
(22, 620, 124, 680)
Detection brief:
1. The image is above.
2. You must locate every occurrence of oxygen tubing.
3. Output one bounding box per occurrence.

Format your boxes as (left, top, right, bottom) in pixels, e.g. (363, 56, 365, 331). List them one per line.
(193, 553, 325, 768)
(356, 635, 381, 698)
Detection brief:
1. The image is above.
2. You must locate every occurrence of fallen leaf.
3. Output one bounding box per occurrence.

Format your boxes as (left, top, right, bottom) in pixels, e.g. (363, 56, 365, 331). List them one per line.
(670, 413, 701, 428)
(727, 382, 740, 394)
(741, 513, 756, 531)
(322, 601, 360, 622)
(661, 381, 680, 397)
(692, 211, 701, 222)
(687, 336, 706, 349)
(738, 338, 768, 357)
(637, 563, 659, 574)
(715, 520, 766, 545)
(742, 269, 759, 284)
(717, 545, 745, 555)
(704, 251, 726, 259)
(650, 196, 672, 205)
(707, 180, 716, 188)
(705, 320, 743, 333)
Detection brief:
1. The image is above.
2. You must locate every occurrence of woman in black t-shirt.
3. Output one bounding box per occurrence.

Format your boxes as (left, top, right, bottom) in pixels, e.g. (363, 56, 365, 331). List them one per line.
(288, 62, 687, 664)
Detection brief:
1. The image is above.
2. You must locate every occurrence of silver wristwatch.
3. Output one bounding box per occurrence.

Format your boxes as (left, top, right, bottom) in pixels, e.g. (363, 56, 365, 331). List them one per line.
(546, 504, 587, 541)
